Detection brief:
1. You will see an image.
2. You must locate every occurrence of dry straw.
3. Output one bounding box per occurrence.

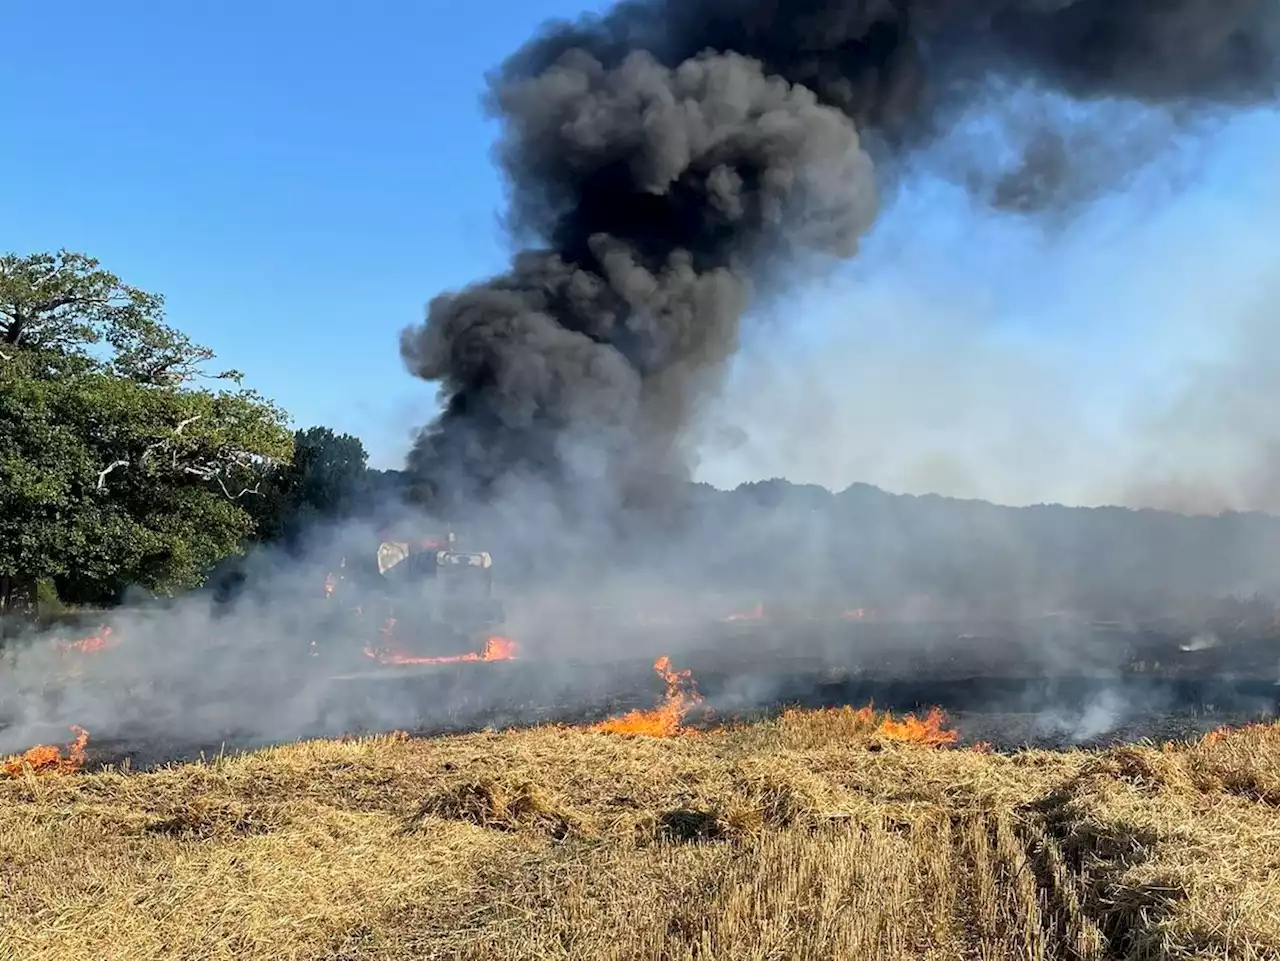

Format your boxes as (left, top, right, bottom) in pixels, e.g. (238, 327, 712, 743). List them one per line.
(2, 715, 1278, 960)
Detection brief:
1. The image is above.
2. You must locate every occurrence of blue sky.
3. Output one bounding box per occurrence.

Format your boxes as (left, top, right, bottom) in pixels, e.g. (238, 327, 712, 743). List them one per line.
(5, 2, 1280, 506)
(1, 0, 610, 465)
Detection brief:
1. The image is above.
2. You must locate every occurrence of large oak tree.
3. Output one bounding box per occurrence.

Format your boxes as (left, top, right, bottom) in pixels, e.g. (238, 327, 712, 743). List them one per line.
(0, 250, 293, 608)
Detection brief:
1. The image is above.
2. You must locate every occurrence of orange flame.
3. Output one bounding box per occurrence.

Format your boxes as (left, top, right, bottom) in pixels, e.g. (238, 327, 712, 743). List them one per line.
(2, 726, 89, 778)
(592, 656, 702, 737)
(1201, 720, 1279, 745)
(323, 557, 349, 598)
(877, 706, 960, 747)
(778, 703, 960, 747)
(58, 625, 117, 655)
(363, 634, 519, 666)
(723, 602, 765, 622)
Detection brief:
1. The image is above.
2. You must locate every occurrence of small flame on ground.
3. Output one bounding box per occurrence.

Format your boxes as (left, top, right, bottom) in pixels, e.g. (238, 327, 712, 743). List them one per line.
(1200, 720, 1279, 745)
(2, 726, 89, 778)
(778, 703, 960, 748)
(878, 706, 960, 747)
(722, 602, 765, 622)
(587, 664, 960, 744)
(323, 558, 348, 598)
(58, 625, 117, 655)
(592, 656, 703, 737)
(363, 634, 519, 666)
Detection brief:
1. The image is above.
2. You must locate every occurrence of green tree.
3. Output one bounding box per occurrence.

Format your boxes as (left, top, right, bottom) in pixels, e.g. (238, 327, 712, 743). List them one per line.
(252, 426, 370, 545)
(0, 250, 293, 608)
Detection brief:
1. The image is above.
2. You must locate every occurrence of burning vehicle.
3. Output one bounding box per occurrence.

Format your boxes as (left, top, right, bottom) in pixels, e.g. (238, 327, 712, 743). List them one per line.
(316, 527, 510, 667)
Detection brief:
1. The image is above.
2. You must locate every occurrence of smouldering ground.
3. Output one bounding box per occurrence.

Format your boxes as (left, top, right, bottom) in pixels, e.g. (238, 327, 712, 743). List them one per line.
(3, 707, 1280, 961)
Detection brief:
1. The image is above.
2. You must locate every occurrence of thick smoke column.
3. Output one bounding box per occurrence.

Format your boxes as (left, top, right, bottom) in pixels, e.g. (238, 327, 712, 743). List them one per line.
(402, 51, 877, 509)
(400, 0, 1279, 510)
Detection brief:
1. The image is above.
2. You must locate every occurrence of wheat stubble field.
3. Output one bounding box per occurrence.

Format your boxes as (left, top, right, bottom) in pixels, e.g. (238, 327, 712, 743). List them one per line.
(2, 705, 1280, 961)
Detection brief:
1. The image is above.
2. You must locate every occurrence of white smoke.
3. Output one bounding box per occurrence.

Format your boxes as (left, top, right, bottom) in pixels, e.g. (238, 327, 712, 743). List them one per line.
(698, 106, 1280, 515)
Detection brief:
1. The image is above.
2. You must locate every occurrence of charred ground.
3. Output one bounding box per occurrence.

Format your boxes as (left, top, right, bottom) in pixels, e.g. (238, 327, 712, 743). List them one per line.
(3, 612, 1274, 772)
(4, 480, 1280, 774)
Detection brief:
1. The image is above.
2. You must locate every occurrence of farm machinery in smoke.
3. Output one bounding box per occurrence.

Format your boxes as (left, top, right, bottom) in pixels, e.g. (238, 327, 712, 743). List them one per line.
(318, 529, 508, 665)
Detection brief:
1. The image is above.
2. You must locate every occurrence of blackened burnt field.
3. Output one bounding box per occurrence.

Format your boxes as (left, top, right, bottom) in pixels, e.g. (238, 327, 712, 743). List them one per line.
(39, 615, 1280, 771)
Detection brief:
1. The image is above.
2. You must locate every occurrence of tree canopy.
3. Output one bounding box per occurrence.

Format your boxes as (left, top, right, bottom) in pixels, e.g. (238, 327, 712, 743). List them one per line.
(251, 426, 372, 546)
(0, 250, 293, 606)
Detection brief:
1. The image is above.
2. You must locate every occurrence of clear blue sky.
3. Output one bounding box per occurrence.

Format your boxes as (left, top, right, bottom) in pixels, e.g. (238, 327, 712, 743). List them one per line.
(4, 2, 1280, 501)
(1, 0, 611, 466)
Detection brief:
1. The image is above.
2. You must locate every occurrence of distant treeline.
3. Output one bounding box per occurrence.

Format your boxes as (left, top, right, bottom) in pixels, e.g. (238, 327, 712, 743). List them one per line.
(295, 464, 1280, 624)
(6, 248, 1280, 625)
(445, 479, 1280, 625)
(679, 480, 1280, 621)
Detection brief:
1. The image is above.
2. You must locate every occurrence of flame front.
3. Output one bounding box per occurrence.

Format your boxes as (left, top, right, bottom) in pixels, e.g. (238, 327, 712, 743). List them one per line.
(2, 726, 89, 778)
(877, 706, 960, 747)
(779, 703, 960, 747)
(58, 625, 117, 655)
(592, 656, 702, 737)
(363, 632, 519, 666)
(1201, 719, 1280, 745)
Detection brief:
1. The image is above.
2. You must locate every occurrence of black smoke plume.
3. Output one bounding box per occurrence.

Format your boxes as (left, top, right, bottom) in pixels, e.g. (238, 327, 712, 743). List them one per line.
(400, 0, 1279, 514)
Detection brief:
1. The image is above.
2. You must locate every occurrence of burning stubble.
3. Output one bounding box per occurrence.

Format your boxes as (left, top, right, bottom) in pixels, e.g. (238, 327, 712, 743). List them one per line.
(1, 725, 87, 777)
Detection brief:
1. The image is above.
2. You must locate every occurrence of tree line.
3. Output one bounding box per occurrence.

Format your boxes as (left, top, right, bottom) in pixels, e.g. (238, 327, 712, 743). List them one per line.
(6, 248, 1280, 624)
(0, 249, 398, 614)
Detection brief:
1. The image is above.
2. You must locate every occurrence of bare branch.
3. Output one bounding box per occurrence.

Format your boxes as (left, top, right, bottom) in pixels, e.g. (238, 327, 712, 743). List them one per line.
(98, 416, 203, 491)
(97, 414, 275, 501)
(225, 480, 265, 499)
(32, 293, 115, 316)
(180, 463, 266, 500)
(96, 459, 130, 490)
(138, 416, 203, 468)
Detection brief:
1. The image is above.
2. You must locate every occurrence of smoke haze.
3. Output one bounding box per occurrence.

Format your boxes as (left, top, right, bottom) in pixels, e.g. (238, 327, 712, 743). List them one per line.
(8, 1, 1280, 767)
(698, 107, 1280, 513)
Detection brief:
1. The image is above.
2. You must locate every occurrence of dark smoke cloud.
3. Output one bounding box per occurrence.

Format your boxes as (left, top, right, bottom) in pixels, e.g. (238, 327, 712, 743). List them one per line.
(402, 51, 877, 510)
(400, 0, 1279, 512)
